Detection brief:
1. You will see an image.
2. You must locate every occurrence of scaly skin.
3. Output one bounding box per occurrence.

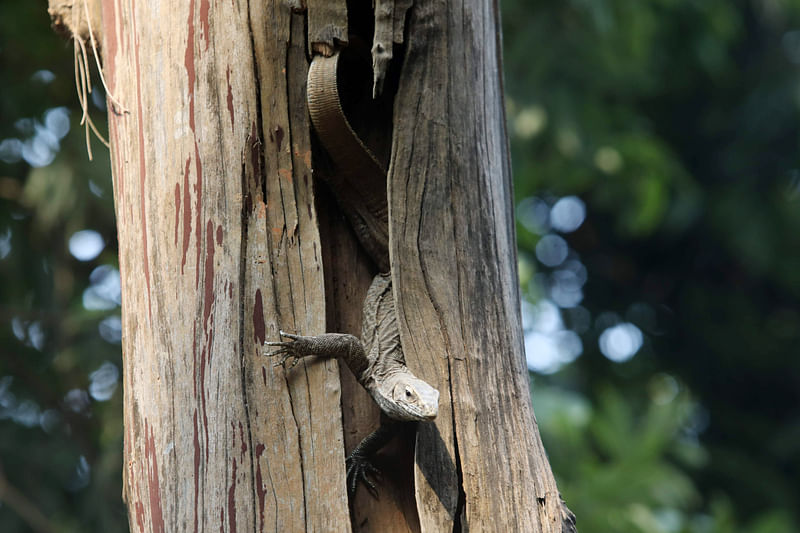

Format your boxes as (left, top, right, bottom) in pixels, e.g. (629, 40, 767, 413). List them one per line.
(265, 272, 439, 495)
(268, 40, 439, 499)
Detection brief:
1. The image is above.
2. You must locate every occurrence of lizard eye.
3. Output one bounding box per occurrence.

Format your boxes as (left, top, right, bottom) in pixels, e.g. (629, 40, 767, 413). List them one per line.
(404, 387, 414, 399)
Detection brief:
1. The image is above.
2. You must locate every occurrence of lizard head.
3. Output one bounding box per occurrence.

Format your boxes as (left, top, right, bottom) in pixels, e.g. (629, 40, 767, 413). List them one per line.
(374, 374, 439, 422)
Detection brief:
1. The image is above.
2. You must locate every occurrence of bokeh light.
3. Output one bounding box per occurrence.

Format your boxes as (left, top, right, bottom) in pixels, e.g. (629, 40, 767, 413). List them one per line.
(523, 299, 584, 373)
(69, 229, 104, 261)
(89, 362, 119, 401)
(598, 322, 644, 362)
(535, 234, 569, 267)
(550, 196, 586, 233)
(82, 265, 121, 310)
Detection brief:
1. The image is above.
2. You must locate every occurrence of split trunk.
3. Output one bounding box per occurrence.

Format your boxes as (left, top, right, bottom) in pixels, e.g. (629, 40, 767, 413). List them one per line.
(50, 0, 573, 530)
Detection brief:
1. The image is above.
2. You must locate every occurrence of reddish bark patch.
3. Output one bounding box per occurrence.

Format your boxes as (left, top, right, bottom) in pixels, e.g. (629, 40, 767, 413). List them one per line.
(199, 0, 210, 50)
(278, 168, 292, 183)
(174, 183, 181, 246)
(216, 224, 223, 246)
(238, 422, 246, 456)
(253, 289, 265, 345)
(193, 141, 204, 289)
(228, 458, 237, 533)
(255, 444, 266, 530)
(144, 421, 165, 533)
(135, 501, 145, 532)
(200, 219, 213, 460)
(182, 157, 192, 273)
(226, 67, 234, 131)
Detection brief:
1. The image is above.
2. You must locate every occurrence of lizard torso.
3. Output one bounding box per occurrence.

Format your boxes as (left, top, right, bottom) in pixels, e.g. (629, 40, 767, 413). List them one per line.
(265, 40, 439, 494)
(306, 45, 439, 423)
(356, 272, 438, 422)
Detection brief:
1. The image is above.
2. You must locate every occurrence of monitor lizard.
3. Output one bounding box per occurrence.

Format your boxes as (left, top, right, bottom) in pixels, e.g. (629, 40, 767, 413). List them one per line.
(264, 41, 440, 498)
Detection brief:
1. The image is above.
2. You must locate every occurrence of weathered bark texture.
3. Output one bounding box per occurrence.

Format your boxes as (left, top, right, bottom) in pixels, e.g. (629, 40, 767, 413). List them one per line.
(48, 0, 103, 45)
(50, 0, 571, 531)
(389, 1, 569, 531)
(98, 0, 350, 531)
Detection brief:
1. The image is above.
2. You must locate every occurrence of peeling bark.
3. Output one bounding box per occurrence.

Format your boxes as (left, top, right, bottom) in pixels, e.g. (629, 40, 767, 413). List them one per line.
(99, 1, 349, 531)
(47, 0, 103, 48)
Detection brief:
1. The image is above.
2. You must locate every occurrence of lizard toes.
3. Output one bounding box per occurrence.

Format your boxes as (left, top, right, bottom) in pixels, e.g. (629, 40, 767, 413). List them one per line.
(363, 481, 379, 499)
(345, 454, 381, 499)
(264, 346, 288, 358)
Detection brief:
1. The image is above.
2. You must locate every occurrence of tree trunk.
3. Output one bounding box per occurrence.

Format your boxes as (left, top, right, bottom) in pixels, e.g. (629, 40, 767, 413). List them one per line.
(389, 2, 571, 530)
(99, 0, 349, 530)
(51, 0, 573, 531)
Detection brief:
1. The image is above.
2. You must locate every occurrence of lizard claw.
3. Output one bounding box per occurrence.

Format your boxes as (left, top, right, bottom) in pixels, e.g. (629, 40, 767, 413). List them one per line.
(346, 452, 382, 499)
(263, 331, 304, 368)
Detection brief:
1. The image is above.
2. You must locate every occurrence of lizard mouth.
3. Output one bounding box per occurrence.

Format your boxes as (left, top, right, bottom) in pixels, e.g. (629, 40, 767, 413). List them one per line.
(419, 410, 438, 421)
(402, 406, 437, 422)
(416, 389, 440, 420)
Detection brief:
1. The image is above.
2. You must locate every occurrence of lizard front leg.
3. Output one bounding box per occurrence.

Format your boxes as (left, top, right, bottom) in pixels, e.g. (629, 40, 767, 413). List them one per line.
(264, 331, 368, 373)
(346, 420, 399, 498)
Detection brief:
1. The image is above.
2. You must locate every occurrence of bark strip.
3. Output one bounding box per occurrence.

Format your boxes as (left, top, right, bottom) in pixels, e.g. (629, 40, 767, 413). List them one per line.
(101, 1, 350, 530)
(307, 0, 348, 56)
(389, 0, 571, 531)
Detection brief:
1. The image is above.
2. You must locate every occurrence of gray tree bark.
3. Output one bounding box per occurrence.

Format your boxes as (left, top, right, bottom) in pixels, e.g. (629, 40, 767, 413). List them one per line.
(49, 0, 573, 531)
(388, 2, 571, 531)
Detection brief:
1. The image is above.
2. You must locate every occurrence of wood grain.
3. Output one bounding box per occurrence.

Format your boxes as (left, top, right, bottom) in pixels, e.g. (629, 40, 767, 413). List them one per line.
(102, 0, 350, 530)
(93, 0, 571, 530)
(307, 0, 348, 55)
(389, 0, 571, 531)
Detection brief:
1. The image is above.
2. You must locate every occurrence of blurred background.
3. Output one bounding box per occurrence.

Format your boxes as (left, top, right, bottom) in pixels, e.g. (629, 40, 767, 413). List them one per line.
(1, 1, 799, 531)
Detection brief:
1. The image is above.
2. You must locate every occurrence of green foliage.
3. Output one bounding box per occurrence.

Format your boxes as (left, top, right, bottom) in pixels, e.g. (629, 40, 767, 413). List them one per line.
(0, 2, 123, 532)
(537, 378, 699, 532)
(536, 377, 796, 533)
(505, 0, 800, 530)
